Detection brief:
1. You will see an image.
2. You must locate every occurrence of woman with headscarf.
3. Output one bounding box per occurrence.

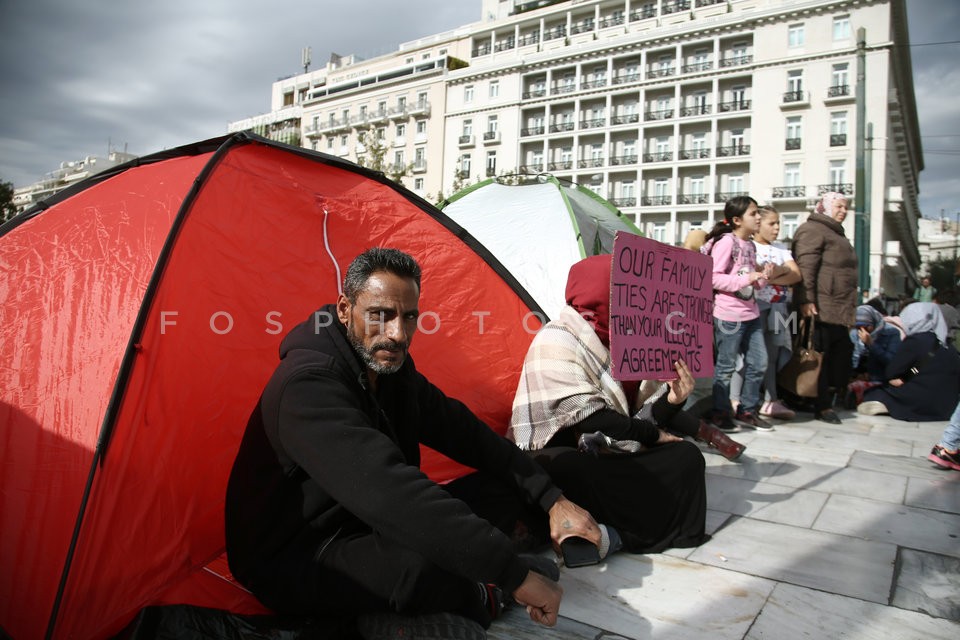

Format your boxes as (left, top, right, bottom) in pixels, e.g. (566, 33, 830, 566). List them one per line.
(858, 302, 960, 420)
(508, 255, 737, 564)
(850, 304, 902, 381)
(791, 191, 859, 423)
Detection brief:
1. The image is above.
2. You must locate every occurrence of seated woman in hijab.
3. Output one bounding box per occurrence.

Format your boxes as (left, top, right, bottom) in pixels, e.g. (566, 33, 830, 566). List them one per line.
(858, 302, 960, 420)
(846, 304, 903, 407)
(508, 255, 742, 565)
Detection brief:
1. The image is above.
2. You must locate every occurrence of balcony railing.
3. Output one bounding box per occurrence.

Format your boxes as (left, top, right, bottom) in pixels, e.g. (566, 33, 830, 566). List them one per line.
(682, 61, 713, 73)
(551, 82, 577, 95)
(642, 152, 673, 162)
(681, 104, 711, 117)
(609, 197, 637, 207)
(570, 20, 595, 34)
(483, 131, 501, 143)
(543, 26, 567, 41)
(518, 33, 540, 46)
(716, 144, 750, 157)
(599, 15, 626, 28)
(609, 154, 639, 165)
(580, 78, 607, 90)
(647, 67, 675, 79)
(485, 167, 498, 177)
(613, 73, 641, 85)
(818, 183, 854, 196)
(771, 186, 806, 198)
(494, 39, 515, 52)
(678, 194, 710, 205)
(782, 90, 807, 104)
(696, 0, 725, 7)
(412, 160, 427, 173)
(718, 100, 751, 112)
(521, 126, 545, 136)
(645, 108, 674, 121)
(519, 164, 544, 173)
(662, 1, 691, 14)
(578, 158, 605, 169)
(472, 45, 491, 57)
(459, 135, 474, 146)
(785, 137, 802, 150)
(827, 84, 851, 98)
(720, 55, 753, 67)
(641, 196, 672, 206)
(579, 118, 606, 129)
(522, 88, 547, 99)
(548, 121, 576, 133)
(407, 101, 430, 117)
(830, 133, 847, 146)
(630, 6, 658, 20)
(611, 113, 640, 125)
(547, 160, 574, 171)
(679, 148, 711, 160)
(715, 191, 749, 203)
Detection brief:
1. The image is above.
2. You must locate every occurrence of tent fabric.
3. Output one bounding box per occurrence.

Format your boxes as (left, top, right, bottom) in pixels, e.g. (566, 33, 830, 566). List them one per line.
(0, 134, 542, 640)
(441, 176, 641, 320)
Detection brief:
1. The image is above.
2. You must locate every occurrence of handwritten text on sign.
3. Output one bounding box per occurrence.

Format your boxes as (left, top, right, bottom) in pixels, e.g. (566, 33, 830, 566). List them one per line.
(610, 232, 715, 380)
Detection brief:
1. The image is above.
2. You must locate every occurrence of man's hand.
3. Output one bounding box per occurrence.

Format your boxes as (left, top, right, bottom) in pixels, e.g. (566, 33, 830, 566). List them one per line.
(548, 495, 600, 549)
(666, 359, 694, 404)
(512, 570, 563, 627)
(801, 302, 818, 317)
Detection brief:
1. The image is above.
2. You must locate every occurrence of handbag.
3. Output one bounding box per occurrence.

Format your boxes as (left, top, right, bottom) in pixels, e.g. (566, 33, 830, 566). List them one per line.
(778, 316, 823, 398)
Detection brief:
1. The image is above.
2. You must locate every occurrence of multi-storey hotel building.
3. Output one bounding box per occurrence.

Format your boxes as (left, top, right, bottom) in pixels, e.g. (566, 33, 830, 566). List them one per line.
(229, 0, 924, 297)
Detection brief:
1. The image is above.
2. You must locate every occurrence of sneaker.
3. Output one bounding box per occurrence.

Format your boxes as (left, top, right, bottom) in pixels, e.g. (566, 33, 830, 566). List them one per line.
(928, 445, 960, 471)
(705, 410, 742, 433)
(760, 400, 796, 420)
(857, 400, 888, 415)
(356, 611, 486, 640)
(734, 410, 775, 432)
(814, 409, 842, 424)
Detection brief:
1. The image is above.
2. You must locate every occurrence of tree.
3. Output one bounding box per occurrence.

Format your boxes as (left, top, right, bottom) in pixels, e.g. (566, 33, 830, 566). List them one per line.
(355, 129, 412, 186)
(0, 179, 17, 224)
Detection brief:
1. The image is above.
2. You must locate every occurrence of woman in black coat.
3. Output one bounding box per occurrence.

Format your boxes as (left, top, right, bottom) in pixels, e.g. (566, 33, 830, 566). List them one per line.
(858, 303, 960, 421)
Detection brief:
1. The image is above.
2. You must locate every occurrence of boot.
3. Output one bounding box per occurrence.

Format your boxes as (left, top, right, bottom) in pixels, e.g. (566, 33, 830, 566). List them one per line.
(696, 420, 746, 461)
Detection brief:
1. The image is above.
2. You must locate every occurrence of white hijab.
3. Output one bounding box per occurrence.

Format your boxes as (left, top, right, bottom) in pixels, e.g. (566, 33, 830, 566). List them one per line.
(900, 302, 949, 344)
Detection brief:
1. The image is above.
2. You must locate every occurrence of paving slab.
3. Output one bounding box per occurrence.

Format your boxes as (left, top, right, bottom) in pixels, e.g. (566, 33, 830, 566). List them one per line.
(757, 461, 908, 504)
(891, 548, 960, 621)
(704, 474, 828, 528)
(849, 450, 956, 481)
(905, 474, 960, 514)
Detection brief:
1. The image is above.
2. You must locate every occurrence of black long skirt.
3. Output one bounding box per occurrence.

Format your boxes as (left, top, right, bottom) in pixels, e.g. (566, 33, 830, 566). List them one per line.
(531, 440, 708, 553)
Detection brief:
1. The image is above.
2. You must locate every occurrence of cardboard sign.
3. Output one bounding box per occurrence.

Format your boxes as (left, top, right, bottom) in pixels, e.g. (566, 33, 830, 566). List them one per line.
(610, 231, 714, 379)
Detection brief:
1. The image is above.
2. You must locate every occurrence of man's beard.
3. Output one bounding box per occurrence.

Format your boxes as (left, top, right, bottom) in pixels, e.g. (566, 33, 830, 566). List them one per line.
(346, 323, 407, 375)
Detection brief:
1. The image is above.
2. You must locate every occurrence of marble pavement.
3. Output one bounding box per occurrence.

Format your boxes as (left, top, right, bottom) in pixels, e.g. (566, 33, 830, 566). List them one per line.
(487, 409, 960, 640)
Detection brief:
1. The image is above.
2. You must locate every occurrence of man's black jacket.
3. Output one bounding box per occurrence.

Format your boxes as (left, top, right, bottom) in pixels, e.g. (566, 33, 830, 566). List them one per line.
(225, 304, 562, 604)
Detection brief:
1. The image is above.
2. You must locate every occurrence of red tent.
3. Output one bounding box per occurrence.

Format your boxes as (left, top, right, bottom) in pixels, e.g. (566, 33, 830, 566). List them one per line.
(0, 134, 542, 639)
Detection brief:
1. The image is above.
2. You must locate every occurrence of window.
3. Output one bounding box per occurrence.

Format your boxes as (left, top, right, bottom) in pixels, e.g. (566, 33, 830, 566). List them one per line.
(462, 119, 473, 136)
(650, 222, 666, 242)
(692, 133, 707, 151)
(654, 178, 669, 197)
(561, 73, 575, 90)
(487, 115, 498, 133)
(832, 63, 850, 88)
(592, 65, 606, 82)
(414, 178, 424, 191)
(531, 150, 543, 167)
(560, 146, 573, 163)
(788, 24, 805, 48)
(786, 116, 802, 149)
(396, 123, 406, 138)
(327, 138, 334, 150)
(421, 52, 430, 60)
(417, 91, 428, 107)
(340, 134, 348, 146)
(376, 127, 386, 141)
(464, 85, 474, 103)
(414, 147, 425, 164)
(658, 54, 673, 71)
(531, 114, 544, 129)
(623, 140, 637, 157)
(784, 163, 801, 187)
(831, 111, 848, 135)
(460, 153, 472, 175)
(833, 15, 851, 40)
(486, 150, 497, 175)
(397, 96, 407, 110)
(728, 173, 744, 193)
(829, 160, 846, 185)
(359, 105, 367, 117)
(692, 91, 708, 112)
(657, 96, 671, 112)
(787, 70, 803, 94)
(693, 49, 709, 66)
(655, 137, 670, 154)
(283, 91, 294, 106)
(394, 150, 404, 166)
(621, 180, 635, 198)
(489, 80, 500, 98)
(731, 42, 748, 62)
(731, 85, 747, 106)
(378, 100, 387, 115)
(689, 176, 705, 196)
(781, 213, 799, 239)
(342, 108, 350, 121)
(731, 129, 745, 149)
(590, 143, 604, 161)
(416, 120, 427, 135)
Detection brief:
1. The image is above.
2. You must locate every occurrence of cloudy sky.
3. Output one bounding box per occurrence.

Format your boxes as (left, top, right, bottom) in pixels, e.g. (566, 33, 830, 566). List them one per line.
(1, 0, 957, 218)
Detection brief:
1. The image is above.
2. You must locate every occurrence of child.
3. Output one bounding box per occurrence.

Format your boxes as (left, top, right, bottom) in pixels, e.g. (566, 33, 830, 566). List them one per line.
(701, 196, 774, 432)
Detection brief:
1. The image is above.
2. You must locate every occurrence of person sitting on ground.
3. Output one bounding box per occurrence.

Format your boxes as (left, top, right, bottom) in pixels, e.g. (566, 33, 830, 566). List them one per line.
(846, 304, 903, 407)
(858, 302, 960, 421)
(928, 398, 960, 472)
(508, 255, 730, 566)
(225, 248, 601, 639)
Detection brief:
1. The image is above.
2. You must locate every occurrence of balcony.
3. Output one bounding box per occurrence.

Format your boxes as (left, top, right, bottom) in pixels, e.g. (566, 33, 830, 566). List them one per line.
(580, 78, 608, 90)
(682, 61, 713, 74)
(486, 167, 498, 177)
(520, 126, 545, 136)
(830, 133, 848, 147)
(785, 137, 802, 150)
(547, 160, 574, 171)
(781, 91, 810, 108)
(578, 158, 605, 169)
(642, 152, 673, 162)
(494, 39, 516, 52)
(548, 121, 576, 133)
(681, 104, 711, 117)
(826, 84, 853, 101)
(599, 15, 626, 28)
(818, 183, 854, 196)
(459, 135, 475, 147)
(662, 0, 691, 14)
(718, 100, 751, 113)
(570, 19, 595, 35)
(715, 191, 749, 203)
(720, 55, 753, 68)
(771, 186, 806, 199)
(679, 148, 711, 160)
(630, 6, 657, 20)
(579, 117, 606, 129)
(483, 131, 501, 144)
(472, 44, 491, 57)
(613, 73, 640, 85)
(522, 88, 548, 99)
(696, 0, 725, 7)
(412, 160, 427, 173)
(551, 82, 577, 96)
(609, 197, 637, 207)
(716, 144, 750, 157)
(388, 105, 409, 120)
(641, 196, 672, 206)
(518, 33, 540, 47)
(678, 194, 710, 205)
(611, 113, 640, 125)
(644, 108, 674, 121)
(519, 164, 544, 173)
(609, 154, 639, 166)
(543, 26, 567, 41)
(647, 67, 675, 79)
(407, 101, 431, 117)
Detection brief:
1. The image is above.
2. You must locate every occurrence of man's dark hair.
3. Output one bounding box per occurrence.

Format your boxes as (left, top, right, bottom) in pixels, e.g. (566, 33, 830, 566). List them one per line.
(343, 247, 422, 302)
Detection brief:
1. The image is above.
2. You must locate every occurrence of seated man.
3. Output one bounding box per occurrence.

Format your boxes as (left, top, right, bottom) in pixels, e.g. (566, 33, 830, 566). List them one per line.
(225, 248, 598, 639)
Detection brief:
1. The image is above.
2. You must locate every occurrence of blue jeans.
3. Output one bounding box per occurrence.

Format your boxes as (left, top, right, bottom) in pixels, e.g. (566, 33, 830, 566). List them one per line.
(713, 317, 767, 415)
(939, 399, 960, 451)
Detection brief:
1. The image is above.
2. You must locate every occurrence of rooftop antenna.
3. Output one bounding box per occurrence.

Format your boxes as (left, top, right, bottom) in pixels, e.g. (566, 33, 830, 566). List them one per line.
(301, 46, 312, 74)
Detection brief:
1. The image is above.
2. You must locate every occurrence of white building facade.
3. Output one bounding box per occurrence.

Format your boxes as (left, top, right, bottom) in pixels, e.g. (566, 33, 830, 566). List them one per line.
(230, 0, 924, 297)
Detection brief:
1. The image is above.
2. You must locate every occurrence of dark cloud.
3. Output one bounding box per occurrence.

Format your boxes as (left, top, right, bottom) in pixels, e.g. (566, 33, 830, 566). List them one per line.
(1, 0, 955, 220)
